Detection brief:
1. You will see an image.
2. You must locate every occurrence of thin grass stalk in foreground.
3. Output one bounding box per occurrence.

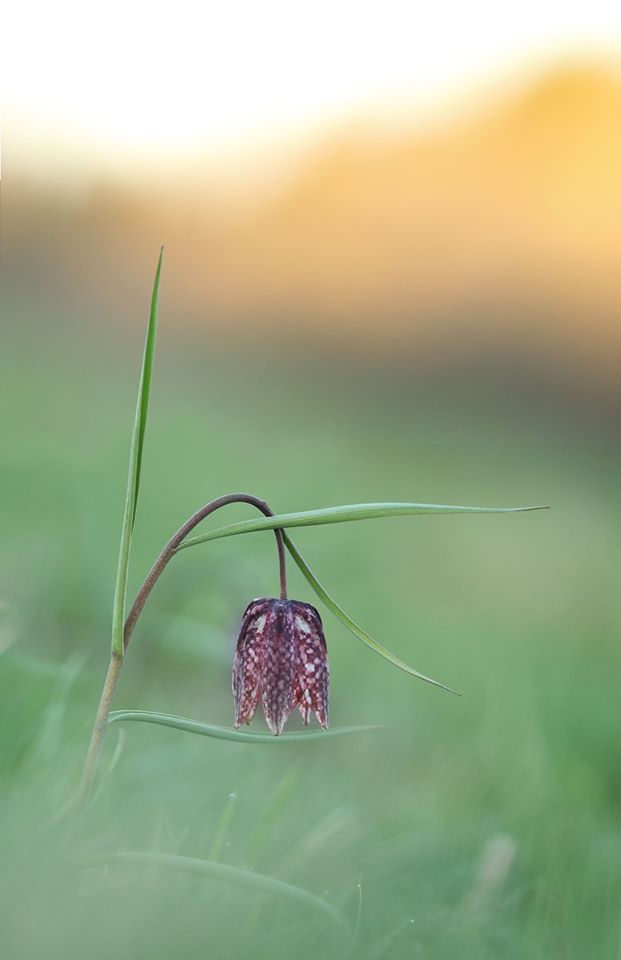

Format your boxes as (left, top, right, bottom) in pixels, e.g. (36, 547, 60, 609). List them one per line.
(82, 851, 351, 939)
(366, 917, 416, 960)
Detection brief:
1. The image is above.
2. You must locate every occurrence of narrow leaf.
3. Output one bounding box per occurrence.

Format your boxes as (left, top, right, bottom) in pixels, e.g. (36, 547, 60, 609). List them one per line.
(366, 917, 415, 960)
(83, 851, 351, 937)
(133, 249, 163, 523)
(108, 710, 381, 742)
(111, 248, 163, 657)
(208, 791, 237, 862)
(283, 531, 458, 694)
(176, 501, 548, 552)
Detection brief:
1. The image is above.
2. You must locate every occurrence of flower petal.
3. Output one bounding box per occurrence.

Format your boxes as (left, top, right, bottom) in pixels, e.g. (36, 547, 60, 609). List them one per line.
(292, 602, 329, 729)
(261, 601, 298, 735)
(232, 600, 271, 727)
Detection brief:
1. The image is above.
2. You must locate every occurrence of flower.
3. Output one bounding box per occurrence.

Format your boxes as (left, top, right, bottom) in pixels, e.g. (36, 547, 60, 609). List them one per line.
(232, 598, 329, 735)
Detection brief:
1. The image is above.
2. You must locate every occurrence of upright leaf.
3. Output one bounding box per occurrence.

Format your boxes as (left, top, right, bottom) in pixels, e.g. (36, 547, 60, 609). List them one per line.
(111, 248, 163, 657)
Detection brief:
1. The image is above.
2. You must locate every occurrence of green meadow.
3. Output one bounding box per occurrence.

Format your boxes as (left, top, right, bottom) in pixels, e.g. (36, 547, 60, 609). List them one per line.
(2, 292, 619, 959)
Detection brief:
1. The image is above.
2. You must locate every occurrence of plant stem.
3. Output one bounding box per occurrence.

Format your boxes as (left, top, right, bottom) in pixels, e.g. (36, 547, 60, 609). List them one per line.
(79, 493, 287, 802)
(78, 652, 123, 803)
(124, 494, 286, 648)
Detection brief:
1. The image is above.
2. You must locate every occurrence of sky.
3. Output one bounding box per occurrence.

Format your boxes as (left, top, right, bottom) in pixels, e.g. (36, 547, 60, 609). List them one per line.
(4, 0, 621, 182)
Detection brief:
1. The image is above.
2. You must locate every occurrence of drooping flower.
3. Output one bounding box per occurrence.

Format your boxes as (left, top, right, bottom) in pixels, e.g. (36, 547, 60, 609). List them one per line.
(232, 598, 329, 735)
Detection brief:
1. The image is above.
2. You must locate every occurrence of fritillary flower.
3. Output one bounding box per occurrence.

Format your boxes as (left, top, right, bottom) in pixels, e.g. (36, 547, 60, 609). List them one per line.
(232, 598, 329, 735)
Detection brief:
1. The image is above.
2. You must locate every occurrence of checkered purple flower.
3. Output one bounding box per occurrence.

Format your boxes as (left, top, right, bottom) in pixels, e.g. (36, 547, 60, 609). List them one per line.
(232, 598, 329, 735)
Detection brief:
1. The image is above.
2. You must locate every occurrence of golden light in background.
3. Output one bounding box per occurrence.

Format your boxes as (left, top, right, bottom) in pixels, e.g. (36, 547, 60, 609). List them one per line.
(5, 0, 621, 389)
(4, 0, 621, 181)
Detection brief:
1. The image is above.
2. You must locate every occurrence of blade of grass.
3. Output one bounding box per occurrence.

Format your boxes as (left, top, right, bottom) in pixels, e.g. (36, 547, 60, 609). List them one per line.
(111, 248, 163, 657)
(208, 791, 237, 862)
(283, 531, 458, 694)
(367, 918, 415, 960)
(108, 710, 382, 742)
(351, 878, 364, 952)
(176, 501, 548, 552)
(83, 851, 351, 938)
(90, 729, 126, 806)
(245, 769, 299, 865)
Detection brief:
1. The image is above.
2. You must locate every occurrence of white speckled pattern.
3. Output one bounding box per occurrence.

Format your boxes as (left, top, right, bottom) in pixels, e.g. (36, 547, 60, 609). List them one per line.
(232, 598, 329, 735)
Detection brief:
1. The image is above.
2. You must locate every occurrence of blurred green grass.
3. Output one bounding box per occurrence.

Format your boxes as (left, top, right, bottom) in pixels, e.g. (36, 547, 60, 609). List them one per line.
(1, 306, 619, 959)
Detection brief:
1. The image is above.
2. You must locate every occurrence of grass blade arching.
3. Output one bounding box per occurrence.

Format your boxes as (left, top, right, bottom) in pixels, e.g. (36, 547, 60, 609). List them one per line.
(108, 710, 382, 742)
(83, 851, 351, 938)
(283, 531, 458, 694)
(176, 501, 548, 552)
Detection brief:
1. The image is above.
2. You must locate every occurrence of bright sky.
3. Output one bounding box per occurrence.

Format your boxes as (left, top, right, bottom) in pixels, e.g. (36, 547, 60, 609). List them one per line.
(4, 0, 621, 181)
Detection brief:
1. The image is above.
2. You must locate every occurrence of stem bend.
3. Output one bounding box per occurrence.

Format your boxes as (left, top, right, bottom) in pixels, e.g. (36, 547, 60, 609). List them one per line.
(79, 493, 286, 802)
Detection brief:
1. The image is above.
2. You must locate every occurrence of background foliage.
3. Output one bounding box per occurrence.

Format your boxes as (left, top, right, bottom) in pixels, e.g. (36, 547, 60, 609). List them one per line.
(2, 286, 619, 958)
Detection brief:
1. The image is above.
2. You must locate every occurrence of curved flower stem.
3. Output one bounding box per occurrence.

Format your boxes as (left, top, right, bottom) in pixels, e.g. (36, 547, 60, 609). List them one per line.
(78, 493, 286, 803)
(123, 494, 287, 650)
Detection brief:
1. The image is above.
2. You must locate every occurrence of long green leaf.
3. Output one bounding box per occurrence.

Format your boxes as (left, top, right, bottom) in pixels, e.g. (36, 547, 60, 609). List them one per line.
(111, 248, 163, 657)
(283, 531, 458, 694)
(83, 851, 351, 937)
(108, 710, 381, 742)
(175, 500, 546, 691)
(176, 501, 547, 552)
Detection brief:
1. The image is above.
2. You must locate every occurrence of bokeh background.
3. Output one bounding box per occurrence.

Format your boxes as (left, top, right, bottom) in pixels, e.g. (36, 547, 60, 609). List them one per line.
(2, 3, 620, 958)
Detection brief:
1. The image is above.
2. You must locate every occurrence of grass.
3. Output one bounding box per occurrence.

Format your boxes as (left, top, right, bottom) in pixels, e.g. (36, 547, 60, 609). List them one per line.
(1, 301, 619, 959)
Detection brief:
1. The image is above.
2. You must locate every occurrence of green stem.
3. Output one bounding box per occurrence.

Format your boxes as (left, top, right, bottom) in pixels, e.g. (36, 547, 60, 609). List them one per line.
(78, 652, 123, 803)
(79, 493, 286, 802)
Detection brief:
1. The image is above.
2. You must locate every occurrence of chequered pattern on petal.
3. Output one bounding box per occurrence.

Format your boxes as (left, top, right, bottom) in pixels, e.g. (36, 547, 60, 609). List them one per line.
(232, 599, 272, 727)
(261, 602, 297, 735)
(291, 601, 329, 729)
(232, 598, 329, 735)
